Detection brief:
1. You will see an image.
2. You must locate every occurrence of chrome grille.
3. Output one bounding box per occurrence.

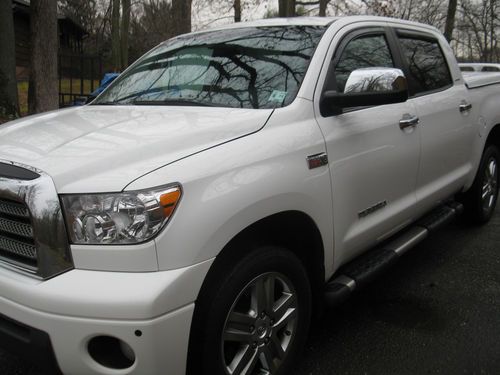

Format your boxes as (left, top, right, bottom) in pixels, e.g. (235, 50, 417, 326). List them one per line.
(0, 216, 33, 238)
(0, 200, 29, 218)
(0, 160, 73, 279)
(0, 198, 37, 268)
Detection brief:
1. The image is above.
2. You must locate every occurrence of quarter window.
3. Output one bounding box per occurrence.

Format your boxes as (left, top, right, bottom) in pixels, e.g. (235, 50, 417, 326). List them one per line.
(398, 37, 452, 94)
(334, 34, 394, 93)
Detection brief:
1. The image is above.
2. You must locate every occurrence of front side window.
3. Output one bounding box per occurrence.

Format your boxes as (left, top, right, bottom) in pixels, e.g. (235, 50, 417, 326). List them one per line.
(93, 26, 326, 109)
(398, 37, 452, 94)
(460, 66, 474, 72)
(333, 34, 394, 93)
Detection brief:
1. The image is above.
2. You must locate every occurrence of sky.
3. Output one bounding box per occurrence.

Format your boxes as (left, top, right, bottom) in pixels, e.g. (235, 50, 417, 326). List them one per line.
(192, 0, 280, 31)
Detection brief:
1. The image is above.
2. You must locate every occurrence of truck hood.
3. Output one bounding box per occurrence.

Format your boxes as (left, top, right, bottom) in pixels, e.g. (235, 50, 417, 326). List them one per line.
(0, 105, 273, 193)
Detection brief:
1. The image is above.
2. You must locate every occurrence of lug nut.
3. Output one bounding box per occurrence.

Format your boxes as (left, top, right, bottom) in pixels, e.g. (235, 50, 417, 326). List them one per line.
(260, 311, 266, 318)
(250, 325, 255, 332)
(285, 330, 292, 336)
(252, 342, 257, 349)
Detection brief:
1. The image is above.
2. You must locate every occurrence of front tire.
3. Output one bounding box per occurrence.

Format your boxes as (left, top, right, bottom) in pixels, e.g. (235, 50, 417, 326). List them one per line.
(187, 246, 312, 375)
(463, 145, 499, 224)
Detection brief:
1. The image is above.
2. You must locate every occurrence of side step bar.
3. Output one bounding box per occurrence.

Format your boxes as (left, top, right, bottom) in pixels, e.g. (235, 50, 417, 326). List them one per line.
(324, 201, 463, 307)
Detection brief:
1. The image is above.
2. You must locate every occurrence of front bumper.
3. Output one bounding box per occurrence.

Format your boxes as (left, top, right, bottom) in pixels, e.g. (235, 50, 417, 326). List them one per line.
(0, 259, 213, 375)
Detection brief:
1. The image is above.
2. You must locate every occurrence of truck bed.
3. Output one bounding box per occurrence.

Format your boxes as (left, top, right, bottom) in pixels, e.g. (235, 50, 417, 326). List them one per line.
(463, 72, 500, 89)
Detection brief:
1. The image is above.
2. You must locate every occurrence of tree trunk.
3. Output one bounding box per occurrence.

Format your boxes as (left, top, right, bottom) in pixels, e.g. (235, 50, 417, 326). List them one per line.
(172, 0, 192, 36)
(28, 0, 58, 115)
(319, 0, 328, 16)
(279, 0, 295, 17)
(443, 0, 458, 42)
(490, 0, 495, 63)
(286, 0, 295, 16)
(121, 0, 131, 70)
(0, 0, 19, 121)
(234, 0, 241, 22)
(111, 0, 121, 72)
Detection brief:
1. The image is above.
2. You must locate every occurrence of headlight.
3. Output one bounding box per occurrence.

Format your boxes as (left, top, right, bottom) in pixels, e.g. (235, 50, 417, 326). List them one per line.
(60, 184, 181, 245)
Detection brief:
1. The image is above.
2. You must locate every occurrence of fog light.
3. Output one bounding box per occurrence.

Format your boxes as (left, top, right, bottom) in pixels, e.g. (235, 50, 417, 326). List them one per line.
(88, 336, 135, 369)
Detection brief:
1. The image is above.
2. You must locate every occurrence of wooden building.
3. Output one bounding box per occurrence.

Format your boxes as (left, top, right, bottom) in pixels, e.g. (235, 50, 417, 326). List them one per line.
(12, 0, 88, 79)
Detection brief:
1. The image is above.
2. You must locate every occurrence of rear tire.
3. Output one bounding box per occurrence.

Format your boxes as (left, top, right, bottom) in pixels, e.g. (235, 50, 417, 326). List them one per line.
(187, 246, 312, 375)
(463, 145, 499, 224)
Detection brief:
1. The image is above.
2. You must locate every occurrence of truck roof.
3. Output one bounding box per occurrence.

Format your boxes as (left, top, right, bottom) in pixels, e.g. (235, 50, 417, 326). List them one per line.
(190, 16, 439, 35)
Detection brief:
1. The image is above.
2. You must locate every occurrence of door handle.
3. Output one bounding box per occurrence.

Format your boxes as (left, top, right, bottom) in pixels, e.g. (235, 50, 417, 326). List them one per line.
(459, 102, 472, 113)
(399, 115, 419, 130)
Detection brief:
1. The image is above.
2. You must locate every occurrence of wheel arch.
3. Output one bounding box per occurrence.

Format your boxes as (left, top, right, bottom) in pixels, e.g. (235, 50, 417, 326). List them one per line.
(196, 210, 325, 309)
(186, 210, 325, 374)
(486, 123, 500, 149)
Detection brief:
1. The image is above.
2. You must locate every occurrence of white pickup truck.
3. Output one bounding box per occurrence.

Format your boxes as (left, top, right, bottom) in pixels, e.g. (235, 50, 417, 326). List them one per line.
(0, 16, 499, 375)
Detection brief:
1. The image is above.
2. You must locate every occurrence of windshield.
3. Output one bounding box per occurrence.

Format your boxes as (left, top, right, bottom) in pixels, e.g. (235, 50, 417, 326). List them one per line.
(93, 25, 326, 109)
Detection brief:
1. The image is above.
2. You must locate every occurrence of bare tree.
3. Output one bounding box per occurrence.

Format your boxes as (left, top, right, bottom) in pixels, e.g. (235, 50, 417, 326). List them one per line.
(444, 0, 458, 42)
(0, 0, 19, 122)
(319, 0, 330, 16)
(279, 0, 295, 16)
(172, 0, 192, 35)
(28, 0, 59, 114)
(111, 0, 121, 71)
(234, 0, 241, 22)
(121, 0, 131, 69)
(459, 0, 499, 62)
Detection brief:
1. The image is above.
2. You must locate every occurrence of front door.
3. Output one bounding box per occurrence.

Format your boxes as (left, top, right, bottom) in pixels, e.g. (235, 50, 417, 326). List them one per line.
(315, 27, 421, 265)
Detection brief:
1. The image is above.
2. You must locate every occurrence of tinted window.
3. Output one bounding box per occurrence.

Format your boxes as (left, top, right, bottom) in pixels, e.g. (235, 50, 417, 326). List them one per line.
(334, 34, 394, 93)
(94, 26, 325, 109)
(460, 66, 474, 72)
(481, 66, 500, 72)
(398, 37, 452, 94)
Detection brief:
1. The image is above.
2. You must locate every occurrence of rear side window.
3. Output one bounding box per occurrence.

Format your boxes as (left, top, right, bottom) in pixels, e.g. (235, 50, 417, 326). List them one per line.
(481, 66, 500, 72)
(398, 37, 452, 95)
(334, 34, 394, 93)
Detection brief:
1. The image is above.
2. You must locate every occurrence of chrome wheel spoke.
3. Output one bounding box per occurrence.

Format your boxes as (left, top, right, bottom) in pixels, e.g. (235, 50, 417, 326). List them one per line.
(269, 334, 286, 360)
(274, 307, 297, 331)
(482, 187, 490, 200)
(224, 328, 253, 343)
(261, 346, 278, 373)
(272, 293, 296, 325)
(227, 311, 256, 332)
(230, 345, 259, 375)
(252, 276, 275, 315)
(488, 160, 496, 179)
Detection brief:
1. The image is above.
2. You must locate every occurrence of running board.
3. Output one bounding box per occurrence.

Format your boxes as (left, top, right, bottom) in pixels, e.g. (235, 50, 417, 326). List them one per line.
(324, 201, 463, 308)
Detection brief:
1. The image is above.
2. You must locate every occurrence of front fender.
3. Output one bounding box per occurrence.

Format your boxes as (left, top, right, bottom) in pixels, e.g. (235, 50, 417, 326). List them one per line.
(127, 99, 335, 278)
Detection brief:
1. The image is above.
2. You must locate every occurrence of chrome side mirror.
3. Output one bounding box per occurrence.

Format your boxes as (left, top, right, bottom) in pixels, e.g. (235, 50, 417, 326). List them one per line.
(343, 67, 408, 94)
(321, 68, 409, 116)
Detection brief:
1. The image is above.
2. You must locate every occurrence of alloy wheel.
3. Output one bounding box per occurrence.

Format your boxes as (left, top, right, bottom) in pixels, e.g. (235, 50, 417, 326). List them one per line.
(482, 157, 498, 213)
(221, 272, 298, 375)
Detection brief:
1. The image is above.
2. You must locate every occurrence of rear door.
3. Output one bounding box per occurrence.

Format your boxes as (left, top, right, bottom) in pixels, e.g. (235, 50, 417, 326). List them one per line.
(315, 26, 420, 265)
(392, 29, 475, 214)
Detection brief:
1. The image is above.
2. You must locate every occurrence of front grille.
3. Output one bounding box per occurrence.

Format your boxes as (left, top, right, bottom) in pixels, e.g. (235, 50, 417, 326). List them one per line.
(0, 198, 37, 269)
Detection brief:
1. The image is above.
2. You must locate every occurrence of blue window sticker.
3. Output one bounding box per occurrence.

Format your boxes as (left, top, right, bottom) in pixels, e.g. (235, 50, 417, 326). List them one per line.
(268, 90, 287, 103)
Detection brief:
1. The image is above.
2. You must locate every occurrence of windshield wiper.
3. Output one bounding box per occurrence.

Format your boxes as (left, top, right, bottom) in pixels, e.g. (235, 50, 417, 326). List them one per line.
(132, 99, 218, 107)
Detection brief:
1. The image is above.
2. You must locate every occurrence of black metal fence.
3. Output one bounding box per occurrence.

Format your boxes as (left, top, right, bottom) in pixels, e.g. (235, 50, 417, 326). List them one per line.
(58, 53, 103, 107)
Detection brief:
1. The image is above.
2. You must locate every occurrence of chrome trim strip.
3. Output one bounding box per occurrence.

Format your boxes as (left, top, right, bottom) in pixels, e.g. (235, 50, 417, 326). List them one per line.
(0, 159, 73, 279)
(385, 226, 428, 256)
(331, 275, 357, 291)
